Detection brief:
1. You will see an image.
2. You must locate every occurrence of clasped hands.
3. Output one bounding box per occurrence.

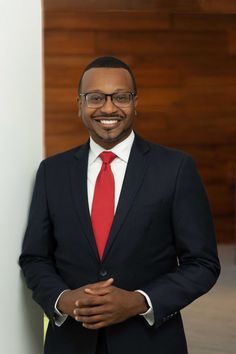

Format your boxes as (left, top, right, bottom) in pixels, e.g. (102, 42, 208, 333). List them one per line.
(58, 278, 148, 329)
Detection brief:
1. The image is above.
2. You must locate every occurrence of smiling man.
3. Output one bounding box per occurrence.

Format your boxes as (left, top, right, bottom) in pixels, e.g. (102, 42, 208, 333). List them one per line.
(19, 56, 220, 354)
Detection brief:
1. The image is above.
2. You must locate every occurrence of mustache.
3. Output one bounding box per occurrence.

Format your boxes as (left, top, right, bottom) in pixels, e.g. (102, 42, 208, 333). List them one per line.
(92, 113, 126, 119)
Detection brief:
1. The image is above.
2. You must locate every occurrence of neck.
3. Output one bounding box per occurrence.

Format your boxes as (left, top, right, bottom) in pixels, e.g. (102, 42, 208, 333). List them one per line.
(91, 130, 133, 150)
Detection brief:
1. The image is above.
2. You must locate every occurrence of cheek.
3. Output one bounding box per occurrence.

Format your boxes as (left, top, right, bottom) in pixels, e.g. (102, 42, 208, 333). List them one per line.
(80, 109, 93, 127)
(80, 116, 92, 131)
(124, 111, 135, 123)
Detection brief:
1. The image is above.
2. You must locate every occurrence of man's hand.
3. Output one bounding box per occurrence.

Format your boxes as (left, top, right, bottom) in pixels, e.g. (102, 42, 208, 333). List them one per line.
(57, 278, 114, 317)
(73, 284, 148, 329)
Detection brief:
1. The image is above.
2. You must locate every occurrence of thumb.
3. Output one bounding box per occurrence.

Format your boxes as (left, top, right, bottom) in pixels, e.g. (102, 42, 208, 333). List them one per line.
(99, 277, 114, 287)
(84, 278, 114, 294)
(88, 277, 114, 289)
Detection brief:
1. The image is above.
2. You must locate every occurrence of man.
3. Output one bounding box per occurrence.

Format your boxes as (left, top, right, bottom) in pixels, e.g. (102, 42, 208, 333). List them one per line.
(20, 56, 220, 354)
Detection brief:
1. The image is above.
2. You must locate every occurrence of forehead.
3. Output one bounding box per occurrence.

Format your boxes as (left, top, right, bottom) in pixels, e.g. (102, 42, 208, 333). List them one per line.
(81, 67, 134, 93)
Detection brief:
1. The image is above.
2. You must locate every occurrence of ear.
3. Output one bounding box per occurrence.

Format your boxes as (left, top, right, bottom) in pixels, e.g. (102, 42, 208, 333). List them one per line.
(134, 94, 138, 115)
(77, 96, 82, 117)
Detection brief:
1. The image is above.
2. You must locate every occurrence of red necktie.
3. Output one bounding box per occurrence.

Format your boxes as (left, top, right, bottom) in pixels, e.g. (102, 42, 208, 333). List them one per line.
(91, 151, 117, 259)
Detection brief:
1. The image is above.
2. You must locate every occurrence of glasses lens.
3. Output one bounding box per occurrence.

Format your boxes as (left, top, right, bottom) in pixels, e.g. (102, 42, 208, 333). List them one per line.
(113, 92, 132, 107)
(86, 93, 105, 107)
(84, 92, 133, 108)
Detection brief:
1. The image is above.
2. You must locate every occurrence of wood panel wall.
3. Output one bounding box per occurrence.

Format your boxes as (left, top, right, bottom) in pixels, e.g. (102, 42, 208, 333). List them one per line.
(44, 0, 236, 243)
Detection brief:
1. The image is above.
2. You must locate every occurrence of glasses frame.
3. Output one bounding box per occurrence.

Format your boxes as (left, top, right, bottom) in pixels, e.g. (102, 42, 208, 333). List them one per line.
(79, 91, 136, 108)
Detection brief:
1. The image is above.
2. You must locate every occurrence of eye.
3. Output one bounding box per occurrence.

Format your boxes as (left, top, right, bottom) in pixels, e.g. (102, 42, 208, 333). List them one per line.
(114, 93, 129, 103)
(88, 93, 104, 103)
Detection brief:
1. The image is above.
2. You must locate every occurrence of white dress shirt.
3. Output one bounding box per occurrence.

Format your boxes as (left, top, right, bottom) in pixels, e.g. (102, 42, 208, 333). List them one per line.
(54, 131, 154, 326)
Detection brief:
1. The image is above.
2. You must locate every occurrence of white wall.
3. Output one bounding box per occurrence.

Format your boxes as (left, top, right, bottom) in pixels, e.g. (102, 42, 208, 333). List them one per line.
(0, 1, 43, 353)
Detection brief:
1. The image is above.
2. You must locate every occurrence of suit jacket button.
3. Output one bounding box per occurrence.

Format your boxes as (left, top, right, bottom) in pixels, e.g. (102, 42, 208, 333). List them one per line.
(99, 269, 108, 277)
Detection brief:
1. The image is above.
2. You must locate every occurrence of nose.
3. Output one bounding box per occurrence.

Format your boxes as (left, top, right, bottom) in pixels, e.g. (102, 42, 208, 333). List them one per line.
(100, 96, 118, 114)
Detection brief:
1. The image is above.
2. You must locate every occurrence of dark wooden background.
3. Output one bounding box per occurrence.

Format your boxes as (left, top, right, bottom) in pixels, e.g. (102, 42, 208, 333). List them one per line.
(43, 0, 236, 243)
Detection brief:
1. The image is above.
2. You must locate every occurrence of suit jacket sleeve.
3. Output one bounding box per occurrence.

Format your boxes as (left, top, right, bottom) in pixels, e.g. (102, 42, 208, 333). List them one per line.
(141, 155, 220, 328)
(19, 161, 69, 321)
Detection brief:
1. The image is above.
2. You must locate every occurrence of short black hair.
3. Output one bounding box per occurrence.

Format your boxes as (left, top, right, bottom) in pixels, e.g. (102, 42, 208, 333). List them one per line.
(78, 56, 137, 94)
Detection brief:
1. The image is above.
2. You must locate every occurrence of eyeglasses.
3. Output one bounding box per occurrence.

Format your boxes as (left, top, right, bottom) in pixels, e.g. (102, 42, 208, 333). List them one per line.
(79, 91, 136, 108)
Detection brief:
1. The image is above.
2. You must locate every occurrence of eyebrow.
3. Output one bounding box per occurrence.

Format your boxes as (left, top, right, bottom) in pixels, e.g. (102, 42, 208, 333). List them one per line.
(83, 89, 133, 94)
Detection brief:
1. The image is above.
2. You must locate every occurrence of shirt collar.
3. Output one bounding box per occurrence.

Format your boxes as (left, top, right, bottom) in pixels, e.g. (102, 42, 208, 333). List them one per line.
(89, 131, 135, 165)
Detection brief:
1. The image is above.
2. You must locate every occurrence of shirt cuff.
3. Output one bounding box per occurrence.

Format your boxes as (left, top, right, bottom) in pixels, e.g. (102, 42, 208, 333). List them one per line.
(54, 289, 70, 327)
(135, 290, 155, 326)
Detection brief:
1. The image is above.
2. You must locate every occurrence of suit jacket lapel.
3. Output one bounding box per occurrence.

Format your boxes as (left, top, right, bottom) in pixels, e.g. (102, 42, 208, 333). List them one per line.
(69, 141, 100, 261)
(102, 135, 150, 261)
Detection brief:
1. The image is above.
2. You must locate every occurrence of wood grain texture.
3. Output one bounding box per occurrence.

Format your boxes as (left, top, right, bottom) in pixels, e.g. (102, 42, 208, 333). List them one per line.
(44, 0, 236, 13)
(43, 2, 236, 242)
(45, 31, 95, 55)
(44, 0, 202, 12)
(44, 11, 170, 31)
(95, 31, 227, 55)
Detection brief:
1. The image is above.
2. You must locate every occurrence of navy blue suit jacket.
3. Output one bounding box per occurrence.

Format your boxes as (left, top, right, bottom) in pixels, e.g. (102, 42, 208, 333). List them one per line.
(20, 134, 220, 354)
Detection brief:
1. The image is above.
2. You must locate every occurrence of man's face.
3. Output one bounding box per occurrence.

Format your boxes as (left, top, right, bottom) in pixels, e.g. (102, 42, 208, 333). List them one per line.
(78, 67, 137, 149)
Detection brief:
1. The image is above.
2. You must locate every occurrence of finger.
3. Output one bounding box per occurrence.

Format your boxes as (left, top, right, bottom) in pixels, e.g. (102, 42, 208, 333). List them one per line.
(84, 286, 112, 296)
(82, 321, 108, 330)
(100, 278, 114, 287)
(74, 279, 114, 307)
(88, 278, 114, 290)
(75, 295, 106, 308)
(74, 304, 108, 317)
(75, 313, 110, 324)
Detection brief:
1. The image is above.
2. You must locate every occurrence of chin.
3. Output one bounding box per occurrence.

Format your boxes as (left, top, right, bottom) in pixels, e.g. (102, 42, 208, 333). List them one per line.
(92, 127, 132, 146)
(97, 130, 121, 142)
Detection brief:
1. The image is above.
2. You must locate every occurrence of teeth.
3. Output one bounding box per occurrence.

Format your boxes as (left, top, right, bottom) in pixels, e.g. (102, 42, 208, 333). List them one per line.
(100, 120, 118, 125)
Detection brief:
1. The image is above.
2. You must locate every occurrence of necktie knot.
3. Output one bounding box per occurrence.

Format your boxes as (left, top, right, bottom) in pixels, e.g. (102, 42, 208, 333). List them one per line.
(100, 151, 116, 165)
